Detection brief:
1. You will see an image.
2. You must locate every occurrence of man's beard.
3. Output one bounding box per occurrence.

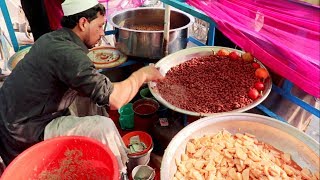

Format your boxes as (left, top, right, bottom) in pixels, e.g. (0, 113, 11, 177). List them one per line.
(84, 28, 96, 49)
(85, 43, 95, 49)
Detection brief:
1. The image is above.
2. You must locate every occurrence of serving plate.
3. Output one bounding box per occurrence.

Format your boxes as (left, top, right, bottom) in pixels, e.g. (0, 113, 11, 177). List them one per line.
(88, 46, 127, 69)
(7, 46, 31, 71)
(148, 46, 272, 116)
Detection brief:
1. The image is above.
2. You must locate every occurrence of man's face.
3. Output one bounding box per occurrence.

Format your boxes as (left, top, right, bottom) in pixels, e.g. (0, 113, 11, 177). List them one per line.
(84, 12, 105, 48)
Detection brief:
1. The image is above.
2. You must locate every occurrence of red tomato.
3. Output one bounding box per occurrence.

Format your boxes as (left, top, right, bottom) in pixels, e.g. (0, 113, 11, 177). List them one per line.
(229, 51, 239, 60)
(252, 62, 260, 69)
(254, 81, 265, 91)
(255, 68, 269, 79)
(248, 88, 260, 100)
(242, 52, 254, 62)
(216, 49, 230, 56)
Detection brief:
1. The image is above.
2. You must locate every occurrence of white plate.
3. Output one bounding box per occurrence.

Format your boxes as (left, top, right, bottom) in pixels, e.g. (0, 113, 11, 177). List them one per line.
(88, 46, 127, 69)
(148, 46, 272, 116)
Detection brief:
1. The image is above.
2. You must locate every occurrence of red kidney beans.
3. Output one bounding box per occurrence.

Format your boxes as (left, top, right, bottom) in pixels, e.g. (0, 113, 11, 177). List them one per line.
(156, 55, 257, 113)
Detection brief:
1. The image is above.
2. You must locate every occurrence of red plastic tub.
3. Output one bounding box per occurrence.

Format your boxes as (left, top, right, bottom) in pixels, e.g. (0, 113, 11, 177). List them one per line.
(1, 136, 119, 180)
(122, 131, 154, 173)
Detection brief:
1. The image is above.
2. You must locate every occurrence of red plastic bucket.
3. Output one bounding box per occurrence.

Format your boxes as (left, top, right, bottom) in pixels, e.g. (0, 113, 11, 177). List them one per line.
(1, 136, 119, 180)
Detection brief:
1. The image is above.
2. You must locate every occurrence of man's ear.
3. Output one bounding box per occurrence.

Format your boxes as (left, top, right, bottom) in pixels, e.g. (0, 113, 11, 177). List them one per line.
(78, 17, 88, 32)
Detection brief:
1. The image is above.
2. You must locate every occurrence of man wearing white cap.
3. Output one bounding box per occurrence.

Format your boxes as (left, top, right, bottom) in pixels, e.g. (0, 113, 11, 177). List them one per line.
(0, 0, 163, 176)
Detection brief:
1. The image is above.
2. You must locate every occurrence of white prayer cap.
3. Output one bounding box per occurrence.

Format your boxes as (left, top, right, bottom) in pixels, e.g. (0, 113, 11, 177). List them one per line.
(62, 0, 99, 16)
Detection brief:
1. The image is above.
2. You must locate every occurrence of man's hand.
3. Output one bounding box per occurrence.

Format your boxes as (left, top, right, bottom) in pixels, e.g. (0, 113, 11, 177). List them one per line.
(138, 64, 165, 82)
(109, 64, 164, 110)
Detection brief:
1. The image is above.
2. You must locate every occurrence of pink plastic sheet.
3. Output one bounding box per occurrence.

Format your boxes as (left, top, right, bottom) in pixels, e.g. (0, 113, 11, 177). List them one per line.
(99, 0, 145, 16)
(187, 0, 320, 97)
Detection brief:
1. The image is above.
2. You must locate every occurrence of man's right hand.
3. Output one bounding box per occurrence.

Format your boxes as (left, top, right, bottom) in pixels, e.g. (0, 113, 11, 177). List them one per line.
(138, 64, 165, 83)
(109, 64, 164, 110)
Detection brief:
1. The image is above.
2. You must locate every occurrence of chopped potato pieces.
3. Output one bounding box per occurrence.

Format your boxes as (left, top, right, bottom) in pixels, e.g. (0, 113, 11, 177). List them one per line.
(174, 130, 319, 180)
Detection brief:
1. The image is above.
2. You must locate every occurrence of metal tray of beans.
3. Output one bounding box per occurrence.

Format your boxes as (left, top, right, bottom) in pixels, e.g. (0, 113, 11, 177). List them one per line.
(161, 113, 320, 179)
(148, 46, 272, 116)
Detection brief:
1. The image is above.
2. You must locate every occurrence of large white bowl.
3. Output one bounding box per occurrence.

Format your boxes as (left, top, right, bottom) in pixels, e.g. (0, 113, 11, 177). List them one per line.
(148, 46, 272, 116)
(160, 113, 319, 179)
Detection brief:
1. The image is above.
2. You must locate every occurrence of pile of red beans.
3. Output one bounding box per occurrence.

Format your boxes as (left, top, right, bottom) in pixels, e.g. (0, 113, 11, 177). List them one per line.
(156, 54, 257, 113)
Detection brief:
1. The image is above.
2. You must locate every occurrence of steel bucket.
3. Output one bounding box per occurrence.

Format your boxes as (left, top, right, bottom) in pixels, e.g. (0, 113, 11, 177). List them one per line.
(108, 7, 194, 59)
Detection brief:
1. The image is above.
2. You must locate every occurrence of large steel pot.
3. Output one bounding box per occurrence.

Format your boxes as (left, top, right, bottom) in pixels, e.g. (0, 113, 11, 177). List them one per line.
(108, 7, 194, 59)
(161, 113, 320, 179)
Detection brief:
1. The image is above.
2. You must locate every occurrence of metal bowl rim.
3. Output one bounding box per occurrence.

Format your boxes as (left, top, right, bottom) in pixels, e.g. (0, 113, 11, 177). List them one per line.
(107, 7, 195, 33)
(148, 46, 272, 116)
